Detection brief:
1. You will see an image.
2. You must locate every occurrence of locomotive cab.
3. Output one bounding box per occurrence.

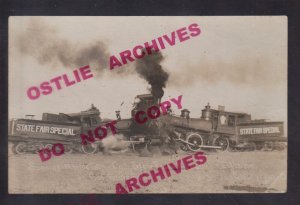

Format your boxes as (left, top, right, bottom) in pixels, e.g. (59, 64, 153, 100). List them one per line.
(201, 104, 251, 135)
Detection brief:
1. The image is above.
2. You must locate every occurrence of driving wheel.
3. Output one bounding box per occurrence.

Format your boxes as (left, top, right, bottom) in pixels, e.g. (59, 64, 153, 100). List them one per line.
(81, 143, 98, 154)
(214, 136, 230, 152)
(13, 142, 27, 154)
(186, 133, 203, 152)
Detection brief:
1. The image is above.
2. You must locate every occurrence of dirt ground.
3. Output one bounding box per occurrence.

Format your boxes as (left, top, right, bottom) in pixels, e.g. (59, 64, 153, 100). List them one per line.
(8, 147, 287, 194)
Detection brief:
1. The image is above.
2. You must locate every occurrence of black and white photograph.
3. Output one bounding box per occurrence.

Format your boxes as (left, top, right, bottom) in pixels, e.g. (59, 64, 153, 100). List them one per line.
(8, 16, 287, 194)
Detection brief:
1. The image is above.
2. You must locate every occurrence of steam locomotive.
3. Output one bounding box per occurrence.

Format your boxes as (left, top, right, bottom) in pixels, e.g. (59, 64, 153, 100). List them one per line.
(8, 94, 286, 155)
(123, 94, 286, 152)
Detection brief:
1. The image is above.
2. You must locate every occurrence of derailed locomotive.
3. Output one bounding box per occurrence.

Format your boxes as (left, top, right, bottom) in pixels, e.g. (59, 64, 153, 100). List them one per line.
(8, 94, 286, 155)
(119, 94, 286, 153)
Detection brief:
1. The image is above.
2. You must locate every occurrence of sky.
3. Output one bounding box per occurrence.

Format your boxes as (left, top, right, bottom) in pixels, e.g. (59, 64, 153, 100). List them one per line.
(9, 16, 287, 133)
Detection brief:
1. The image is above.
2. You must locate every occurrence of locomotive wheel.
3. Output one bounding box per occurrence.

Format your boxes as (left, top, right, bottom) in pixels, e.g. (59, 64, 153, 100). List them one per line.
(13, 142, 27, 154)
(186, 133, 204, 152)
(175, 134, 189, 151)
(263, 141, 274, 151)
(64, 144, 73, 154)
(81, 143, 98, 154)
(34, 143, 44, 154)
(214, 136, 230, 152)
(255, 142, 264, 151)
(274, 142, 286, 151)
(44, 143, 72, 154)
(44, 144, 53, 150)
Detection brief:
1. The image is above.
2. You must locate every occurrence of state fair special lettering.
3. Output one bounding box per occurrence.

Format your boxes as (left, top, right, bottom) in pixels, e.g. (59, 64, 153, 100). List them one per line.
(16, 124, 76, 136)
(239, 127, 280, 135)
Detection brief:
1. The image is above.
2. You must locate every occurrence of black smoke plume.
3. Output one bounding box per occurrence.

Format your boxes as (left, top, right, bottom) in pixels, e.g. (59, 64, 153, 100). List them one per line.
(135, 48, 169, 99)
(16, 20, 170, 87)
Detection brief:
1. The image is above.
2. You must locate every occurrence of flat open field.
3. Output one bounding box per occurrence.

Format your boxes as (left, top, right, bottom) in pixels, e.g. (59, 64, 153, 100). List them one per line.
(8, 148, 287, 193)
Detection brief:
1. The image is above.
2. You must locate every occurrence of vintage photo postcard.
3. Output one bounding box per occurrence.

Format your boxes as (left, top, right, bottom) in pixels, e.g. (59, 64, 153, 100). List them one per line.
(8, 16, 287, 193)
